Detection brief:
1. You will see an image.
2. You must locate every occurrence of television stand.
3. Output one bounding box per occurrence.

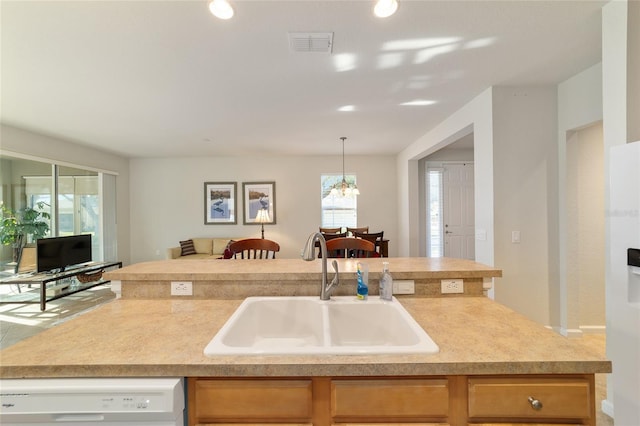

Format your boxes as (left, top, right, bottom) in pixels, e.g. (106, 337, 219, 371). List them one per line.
(0, 261, 122, 311)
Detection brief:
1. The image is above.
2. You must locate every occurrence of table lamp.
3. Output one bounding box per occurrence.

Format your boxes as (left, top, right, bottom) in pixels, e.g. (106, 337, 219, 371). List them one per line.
(255, 209, 270, 239)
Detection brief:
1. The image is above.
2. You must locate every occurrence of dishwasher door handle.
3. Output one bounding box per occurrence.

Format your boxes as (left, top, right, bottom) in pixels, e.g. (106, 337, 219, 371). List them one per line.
(54, 414, 106, 422)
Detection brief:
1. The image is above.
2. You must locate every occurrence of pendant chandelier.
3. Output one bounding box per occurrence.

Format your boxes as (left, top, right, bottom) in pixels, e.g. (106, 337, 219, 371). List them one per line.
(330, 137, 360, 197)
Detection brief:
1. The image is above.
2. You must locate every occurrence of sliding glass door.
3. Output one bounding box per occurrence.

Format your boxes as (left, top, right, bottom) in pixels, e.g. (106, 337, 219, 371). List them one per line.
(0, 154, 114, 266)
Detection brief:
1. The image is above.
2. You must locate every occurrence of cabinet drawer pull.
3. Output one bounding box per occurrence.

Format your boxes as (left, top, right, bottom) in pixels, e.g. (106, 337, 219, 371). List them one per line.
(528, 396, 543, 410)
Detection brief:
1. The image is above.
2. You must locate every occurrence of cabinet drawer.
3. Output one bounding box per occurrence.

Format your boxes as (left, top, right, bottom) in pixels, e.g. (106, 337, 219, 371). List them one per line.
(332, 379, 449, 418)
(468, 377, 591, 419)
(193, 379, 312, 420)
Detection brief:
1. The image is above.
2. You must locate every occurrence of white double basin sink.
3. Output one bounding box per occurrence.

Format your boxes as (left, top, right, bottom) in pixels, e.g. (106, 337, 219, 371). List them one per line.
(204, 296, 439, 356)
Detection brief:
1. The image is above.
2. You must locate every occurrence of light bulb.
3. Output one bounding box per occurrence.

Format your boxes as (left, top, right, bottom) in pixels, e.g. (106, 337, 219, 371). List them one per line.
(374, 0, 398, 18)
(209, 0, 234, 19)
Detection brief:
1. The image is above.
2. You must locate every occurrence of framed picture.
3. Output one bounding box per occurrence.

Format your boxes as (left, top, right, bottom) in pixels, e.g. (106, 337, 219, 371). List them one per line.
(204, 182, 237, 224)
(243, 181, 276, 225)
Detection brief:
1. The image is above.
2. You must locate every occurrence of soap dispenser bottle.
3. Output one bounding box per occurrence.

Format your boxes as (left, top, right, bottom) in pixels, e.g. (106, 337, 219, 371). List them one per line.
(380, 261, 393, 301)
(356, 262, 369, 300)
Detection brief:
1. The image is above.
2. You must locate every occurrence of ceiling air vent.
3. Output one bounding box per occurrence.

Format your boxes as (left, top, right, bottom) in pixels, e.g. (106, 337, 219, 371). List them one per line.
(288, 32, 333, 53)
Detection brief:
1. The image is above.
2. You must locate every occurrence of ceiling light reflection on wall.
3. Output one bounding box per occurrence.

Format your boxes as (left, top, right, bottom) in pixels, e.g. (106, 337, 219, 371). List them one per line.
(377, 52, 404, 69)
(401, 100, 436, 106)
(338, 105, 356, 112)
(414, 44, 458, 64)
(374, 0, 398, 18)
(333, 53, 357, 72)
(383, 37, 461, 51)
(209, 0, 234, 19)
(464, 37, 497, 49)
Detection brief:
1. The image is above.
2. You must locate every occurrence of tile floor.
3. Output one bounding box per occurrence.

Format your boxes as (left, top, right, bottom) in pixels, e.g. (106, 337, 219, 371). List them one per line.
(0, 288, 614, 425)
(0, 283, 116, 349)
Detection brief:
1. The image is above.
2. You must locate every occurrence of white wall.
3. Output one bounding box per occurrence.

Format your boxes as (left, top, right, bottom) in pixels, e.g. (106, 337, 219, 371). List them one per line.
(397, 88, 494, 269)
(400, 85, 559, 325)
(0, 124, 131, 264)
(129, 155, 397, 261)
(491, 87, 558, 326)
(567, 123, 605, 331)
(556, 63, 604, 334)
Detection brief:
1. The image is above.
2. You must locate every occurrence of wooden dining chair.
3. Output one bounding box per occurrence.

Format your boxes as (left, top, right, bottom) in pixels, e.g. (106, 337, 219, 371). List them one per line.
(228, 238, 280, 259)
(354, 231, 384, 256)
(316, 232, 347, 257)
(347, 226, 369, 235)
(326, 237, 376, 258)
(319, 227, 342, 234)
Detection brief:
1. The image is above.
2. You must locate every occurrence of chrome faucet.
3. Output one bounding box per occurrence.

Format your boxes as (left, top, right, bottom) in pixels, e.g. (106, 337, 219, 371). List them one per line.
(301, 232, 339, 300)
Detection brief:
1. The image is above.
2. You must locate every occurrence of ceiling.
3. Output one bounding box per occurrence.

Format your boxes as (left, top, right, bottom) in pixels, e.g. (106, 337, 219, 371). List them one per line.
(1, 0, 605, 158)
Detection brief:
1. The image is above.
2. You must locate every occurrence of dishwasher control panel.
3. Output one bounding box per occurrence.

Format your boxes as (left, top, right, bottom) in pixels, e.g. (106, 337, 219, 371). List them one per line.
(0, 378, 184, 424)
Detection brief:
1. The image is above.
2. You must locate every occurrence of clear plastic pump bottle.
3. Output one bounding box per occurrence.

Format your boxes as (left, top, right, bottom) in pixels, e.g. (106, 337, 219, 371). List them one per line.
(380, 261, 393, 301)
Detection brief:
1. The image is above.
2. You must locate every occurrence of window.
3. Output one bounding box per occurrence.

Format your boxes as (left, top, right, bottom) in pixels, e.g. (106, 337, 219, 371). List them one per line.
(427, 168, 443, 257)
(320, 174, 357, 229)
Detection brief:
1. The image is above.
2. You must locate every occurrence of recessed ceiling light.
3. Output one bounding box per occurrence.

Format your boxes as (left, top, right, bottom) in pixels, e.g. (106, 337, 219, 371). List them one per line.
(374, 0, 398, 18)
(338, 105, 356, 112)
(209, 0, 234, 20)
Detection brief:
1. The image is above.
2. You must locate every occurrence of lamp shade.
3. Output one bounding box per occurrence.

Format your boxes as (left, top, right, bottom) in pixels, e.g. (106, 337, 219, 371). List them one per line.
(255, 208, 270, 223)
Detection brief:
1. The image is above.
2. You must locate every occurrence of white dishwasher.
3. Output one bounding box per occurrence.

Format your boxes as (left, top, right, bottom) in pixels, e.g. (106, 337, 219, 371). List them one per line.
(0, 377, 184, 425)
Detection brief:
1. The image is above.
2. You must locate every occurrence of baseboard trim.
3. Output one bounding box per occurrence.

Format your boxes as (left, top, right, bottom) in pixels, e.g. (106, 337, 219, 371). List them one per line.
(601, 398, 614, 419)
(580, 325, 607, 334)
(548, 325, 606, 336)
(550, 326, 584, 338)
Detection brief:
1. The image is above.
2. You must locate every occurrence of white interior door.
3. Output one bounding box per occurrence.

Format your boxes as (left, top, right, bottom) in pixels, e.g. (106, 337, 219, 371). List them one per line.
(443, 163, 475, 259)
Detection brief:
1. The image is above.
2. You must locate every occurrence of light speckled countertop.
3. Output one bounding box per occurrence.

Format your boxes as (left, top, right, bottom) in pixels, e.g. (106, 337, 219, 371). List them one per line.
(104, 257, 503, 281)
(0, 296, 610, 379)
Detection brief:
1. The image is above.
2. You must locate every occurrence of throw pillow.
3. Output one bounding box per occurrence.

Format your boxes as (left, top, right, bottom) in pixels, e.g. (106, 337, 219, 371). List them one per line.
(180, 239, 197, 256)
(222, 240, 236, 259)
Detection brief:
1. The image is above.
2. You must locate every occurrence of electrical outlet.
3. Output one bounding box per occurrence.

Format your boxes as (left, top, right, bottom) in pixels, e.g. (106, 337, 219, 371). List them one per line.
(441, 279, 464, 294)
(171, 281, 193, 296)
(392, 280, 415, 295)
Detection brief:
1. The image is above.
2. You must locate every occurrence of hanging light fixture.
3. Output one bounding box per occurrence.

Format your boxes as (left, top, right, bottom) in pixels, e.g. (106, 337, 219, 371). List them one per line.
(374, 0, 399, 18)
(208, 0, 234, 19)
(330, 137, 360, 197)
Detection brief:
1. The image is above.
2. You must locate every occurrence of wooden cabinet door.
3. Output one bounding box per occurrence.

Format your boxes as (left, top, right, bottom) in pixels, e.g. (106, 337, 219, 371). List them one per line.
(332, 378, 449, 420)
(190, 378, 312, 423)
(468, 376, 592, 421)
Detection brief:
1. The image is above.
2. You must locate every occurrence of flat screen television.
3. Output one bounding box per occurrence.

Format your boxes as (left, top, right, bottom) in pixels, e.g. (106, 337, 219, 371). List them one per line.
(36, 234, 92, 273)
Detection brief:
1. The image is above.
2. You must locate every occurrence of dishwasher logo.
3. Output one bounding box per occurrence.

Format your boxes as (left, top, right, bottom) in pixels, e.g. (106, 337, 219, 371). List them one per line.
(2, 393, 29, 409)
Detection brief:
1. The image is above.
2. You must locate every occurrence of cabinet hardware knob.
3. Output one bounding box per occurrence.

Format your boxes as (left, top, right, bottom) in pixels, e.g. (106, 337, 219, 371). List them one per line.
(528, 396, 543, 410)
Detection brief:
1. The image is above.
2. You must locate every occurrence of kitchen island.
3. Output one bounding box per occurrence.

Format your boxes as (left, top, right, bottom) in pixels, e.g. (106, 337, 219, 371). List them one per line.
(103, 257, 503, 299)
(0, 257, 610, 425)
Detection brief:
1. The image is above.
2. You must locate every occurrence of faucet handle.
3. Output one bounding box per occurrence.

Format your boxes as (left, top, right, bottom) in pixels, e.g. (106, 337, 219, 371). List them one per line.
(330, 260, 340, 287)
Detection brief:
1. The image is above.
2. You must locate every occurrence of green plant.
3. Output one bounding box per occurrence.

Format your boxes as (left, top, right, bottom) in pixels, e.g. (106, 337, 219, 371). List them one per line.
(0, 202, 51, 246)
